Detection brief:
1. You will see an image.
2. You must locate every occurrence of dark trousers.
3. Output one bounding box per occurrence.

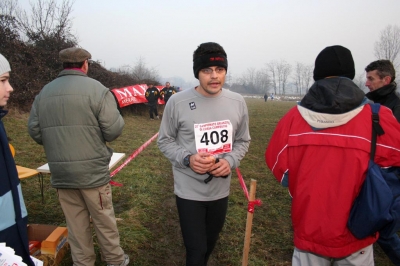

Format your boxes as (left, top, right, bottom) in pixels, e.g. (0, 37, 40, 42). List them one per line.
(176, 196, 228, 266)
(377, 232, 400, 265)
(148, 103, 158, 118)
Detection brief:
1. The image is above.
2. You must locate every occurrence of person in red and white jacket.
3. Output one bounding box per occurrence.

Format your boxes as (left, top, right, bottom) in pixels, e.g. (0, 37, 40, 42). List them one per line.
(265, 45, 400, 266)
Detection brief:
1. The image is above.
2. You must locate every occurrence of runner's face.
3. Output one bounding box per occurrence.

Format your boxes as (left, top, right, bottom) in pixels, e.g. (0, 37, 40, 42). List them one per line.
(0, 72, 13, 107)
(197, 66, 226, 97)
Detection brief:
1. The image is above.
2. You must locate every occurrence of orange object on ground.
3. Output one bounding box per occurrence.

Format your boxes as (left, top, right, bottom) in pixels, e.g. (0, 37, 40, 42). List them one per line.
(9, 143, 15, 157)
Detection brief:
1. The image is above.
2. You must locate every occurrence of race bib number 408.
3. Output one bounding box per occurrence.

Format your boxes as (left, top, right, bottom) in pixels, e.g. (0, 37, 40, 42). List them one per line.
(194, 120, 233, 155)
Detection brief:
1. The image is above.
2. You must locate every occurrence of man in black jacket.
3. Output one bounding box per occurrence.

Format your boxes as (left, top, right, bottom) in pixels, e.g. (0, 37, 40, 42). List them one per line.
(365, 60, 400, 121)
(145, 83, 160, 119)
(160, 82, 177, 104)
(365, 59, 400, 264)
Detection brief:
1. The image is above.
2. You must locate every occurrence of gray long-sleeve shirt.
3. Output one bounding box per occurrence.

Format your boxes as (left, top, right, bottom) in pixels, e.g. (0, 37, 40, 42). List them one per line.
(157, 87, 251, 201)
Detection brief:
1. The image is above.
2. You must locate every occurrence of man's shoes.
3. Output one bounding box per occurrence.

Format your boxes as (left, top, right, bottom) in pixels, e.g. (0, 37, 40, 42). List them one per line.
(156, 116, 159, 119)
(107, 254, 130, 266)
(150, 118, 154, 120)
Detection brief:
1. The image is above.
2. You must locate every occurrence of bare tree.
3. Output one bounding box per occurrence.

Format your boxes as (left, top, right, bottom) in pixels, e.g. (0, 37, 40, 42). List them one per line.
(0, 0, 19, 32)
(293, 62, 303, 95)
(239, 68, 270, 94)
(122, 57, 160, 83)
(302, 64, 313, 94)
(239, 68, 257, 93)
(267, 60, 292, 95)
(0, 0, 18, 17)
(277, 59, 292, 95)
(267, 61, 278, 95)
(293, 63, 319, 95)
(16, 0, 76, 43)
(374, 24, 400, 68)
(256, 68, 270, 94)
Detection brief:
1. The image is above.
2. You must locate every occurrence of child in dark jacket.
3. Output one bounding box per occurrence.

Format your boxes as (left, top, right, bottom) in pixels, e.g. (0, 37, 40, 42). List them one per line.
(0, 53, 34, 266)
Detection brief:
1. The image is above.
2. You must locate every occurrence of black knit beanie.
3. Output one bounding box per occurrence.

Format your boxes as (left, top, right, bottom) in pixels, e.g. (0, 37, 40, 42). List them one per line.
(193, 53, 228, 79)
(313, 45, 355, 81)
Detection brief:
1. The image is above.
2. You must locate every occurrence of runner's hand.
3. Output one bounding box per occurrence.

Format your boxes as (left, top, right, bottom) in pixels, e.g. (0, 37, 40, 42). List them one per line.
(190, 153, 215, 174)
(208, 158, 231, 177)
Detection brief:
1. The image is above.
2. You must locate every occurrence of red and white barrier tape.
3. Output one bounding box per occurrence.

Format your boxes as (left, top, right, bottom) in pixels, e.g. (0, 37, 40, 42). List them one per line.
(109, 134, 261, 215)
(109, 132, 159, 186)
(236, 168, 262, 213)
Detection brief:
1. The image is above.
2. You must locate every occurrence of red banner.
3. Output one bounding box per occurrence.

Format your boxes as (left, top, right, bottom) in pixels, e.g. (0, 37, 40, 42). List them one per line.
(111, 84, 165, 108)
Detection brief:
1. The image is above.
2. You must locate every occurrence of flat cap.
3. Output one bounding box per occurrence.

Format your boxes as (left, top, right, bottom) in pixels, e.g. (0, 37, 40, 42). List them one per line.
(59, 47, 91, 63)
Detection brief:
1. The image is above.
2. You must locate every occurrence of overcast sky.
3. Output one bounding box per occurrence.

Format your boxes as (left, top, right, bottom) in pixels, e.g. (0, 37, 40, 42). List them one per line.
(20, 0, 400, 87)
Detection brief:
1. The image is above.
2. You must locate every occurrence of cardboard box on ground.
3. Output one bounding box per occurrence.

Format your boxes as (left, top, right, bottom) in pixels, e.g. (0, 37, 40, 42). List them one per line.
(28, 224, 69, 266)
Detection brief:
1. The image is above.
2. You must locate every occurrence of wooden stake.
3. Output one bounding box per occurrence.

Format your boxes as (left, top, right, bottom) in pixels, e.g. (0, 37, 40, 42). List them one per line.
(242, 179, 257, 266)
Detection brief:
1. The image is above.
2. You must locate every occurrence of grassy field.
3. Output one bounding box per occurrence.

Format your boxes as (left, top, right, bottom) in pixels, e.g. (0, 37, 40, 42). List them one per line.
(4, 99, 393, 265)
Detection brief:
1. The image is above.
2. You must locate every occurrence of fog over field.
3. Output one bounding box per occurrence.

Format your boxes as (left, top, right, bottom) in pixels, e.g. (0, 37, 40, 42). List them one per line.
(17, 0, 400, 90)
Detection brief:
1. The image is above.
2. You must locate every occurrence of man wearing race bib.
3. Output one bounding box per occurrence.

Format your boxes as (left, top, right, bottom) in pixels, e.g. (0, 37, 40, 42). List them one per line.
(157, 42, 251, 265)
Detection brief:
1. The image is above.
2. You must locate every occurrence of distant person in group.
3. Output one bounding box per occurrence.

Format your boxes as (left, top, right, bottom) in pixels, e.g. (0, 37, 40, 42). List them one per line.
(265, 45, 400, 266)
(264, 93, 268, 102)
(145, 83, 160, 119)
(160, 81, 177, 104)
(158, 42, 251, 266)
(365, 59, 400, 122)
(270, 93, 274, 100)
(365, 59, 400, 264)
(27, 47, 129, 266)
(0, 54, 34, 266)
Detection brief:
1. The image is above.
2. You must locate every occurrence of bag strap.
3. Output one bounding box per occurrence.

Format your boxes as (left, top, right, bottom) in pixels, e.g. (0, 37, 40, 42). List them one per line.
(370, 103, 385, 160)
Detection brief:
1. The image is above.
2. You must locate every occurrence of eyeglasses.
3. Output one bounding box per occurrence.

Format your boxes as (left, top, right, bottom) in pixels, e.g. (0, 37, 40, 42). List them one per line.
(200, 67, 226, 75)
(87, 59, 93, 65)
